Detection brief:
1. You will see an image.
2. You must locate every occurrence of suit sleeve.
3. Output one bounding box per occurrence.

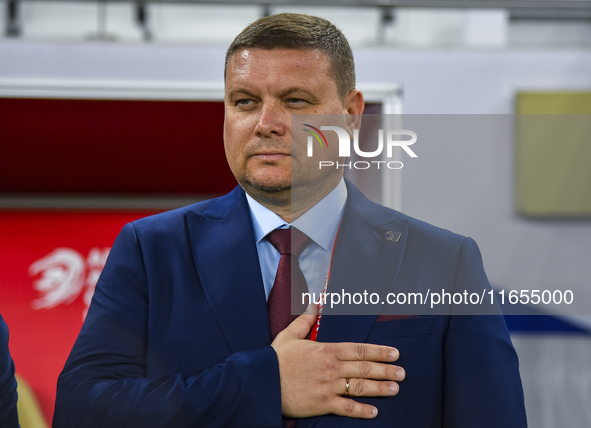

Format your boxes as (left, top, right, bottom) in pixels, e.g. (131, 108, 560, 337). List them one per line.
(0, 315, 19, 428)
(53, 223, 282, 428)
(442, 237, 527, 428)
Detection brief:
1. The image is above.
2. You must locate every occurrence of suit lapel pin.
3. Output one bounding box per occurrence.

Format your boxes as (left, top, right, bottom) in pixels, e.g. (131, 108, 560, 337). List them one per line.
(385, 231, 401, 242)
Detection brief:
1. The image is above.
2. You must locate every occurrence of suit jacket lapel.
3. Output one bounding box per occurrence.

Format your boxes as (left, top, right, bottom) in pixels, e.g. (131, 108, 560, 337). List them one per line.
(316, 181, 409, 345)
(187, 186, 272, 353)
(297, 183, 409, 428)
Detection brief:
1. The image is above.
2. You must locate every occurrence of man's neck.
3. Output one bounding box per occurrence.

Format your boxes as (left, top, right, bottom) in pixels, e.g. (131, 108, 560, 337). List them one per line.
(245, 178, 348, 253)
(244, 176, 343, 223)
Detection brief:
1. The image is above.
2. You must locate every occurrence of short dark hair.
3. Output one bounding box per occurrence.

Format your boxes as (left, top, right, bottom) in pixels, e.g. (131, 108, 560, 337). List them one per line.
(225, 13, 356, 99)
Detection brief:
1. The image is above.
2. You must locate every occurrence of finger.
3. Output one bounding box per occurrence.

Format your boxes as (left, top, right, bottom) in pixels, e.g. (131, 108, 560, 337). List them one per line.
(281, 303, 318, 340)
(333, 342, 399, 362)
(336, 378, 399, 397)
(329, 397, 378, 419)
(339, 361, 405, 381)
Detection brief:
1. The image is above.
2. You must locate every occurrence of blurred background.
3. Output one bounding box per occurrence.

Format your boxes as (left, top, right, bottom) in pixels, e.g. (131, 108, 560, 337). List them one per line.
(0, 1, 590, 427)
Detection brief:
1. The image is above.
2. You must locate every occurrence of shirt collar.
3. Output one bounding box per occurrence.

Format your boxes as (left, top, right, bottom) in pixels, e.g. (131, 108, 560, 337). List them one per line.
(246, 178, 347, 252)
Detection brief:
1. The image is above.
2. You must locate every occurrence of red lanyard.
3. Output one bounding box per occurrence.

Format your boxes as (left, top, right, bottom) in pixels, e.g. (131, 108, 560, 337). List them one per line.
(310, 222, 341, 342)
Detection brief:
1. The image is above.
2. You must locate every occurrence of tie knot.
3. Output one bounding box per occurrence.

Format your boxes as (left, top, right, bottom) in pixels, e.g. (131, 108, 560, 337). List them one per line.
(267, 228, 310, 258)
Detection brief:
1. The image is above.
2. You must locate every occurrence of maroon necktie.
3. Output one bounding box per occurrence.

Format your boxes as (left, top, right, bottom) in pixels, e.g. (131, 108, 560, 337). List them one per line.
(267, 228, 311, 340)
(267, 228, 310, 428)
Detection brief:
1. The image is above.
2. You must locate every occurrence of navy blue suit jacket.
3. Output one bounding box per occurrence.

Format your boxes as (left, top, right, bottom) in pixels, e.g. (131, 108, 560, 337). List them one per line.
(54, 181, 526, 427)
(0, 314, 19, 428)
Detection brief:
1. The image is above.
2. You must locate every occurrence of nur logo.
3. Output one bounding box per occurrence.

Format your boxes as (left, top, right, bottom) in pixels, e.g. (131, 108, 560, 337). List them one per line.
(302, 124, 418, 170)
(303, 124, 329, 155)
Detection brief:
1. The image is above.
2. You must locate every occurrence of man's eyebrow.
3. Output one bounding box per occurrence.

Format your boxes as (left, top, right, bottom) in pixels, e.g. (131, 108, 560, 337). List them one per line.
(280, 87, 319, 101)
(227, 89, 258, 99)
(227, 87, 320, 101)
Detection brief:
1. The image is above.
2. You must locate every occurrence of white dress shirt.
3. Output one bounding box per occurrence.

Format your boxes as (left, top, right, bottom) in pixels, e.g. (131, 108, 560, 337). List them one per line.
(245, 179, 347, 300)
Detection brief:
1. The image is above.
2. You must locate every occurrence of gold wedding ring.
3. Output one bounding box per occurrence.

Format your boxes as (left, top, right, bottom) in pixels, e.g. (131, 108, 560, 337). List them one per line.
(345, 378, 350, 396)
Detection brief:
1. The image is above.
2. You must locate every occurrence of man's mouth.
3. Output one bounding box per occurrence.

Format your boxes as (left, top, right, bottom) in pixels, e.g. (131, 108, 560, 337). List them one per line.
(251, 153, 290, 161)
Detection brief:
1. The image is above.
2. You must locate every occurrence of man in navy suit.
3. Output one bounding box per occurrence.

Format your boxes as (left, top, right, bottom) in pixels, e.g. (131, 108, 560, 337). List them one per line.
(1, 314, 19, 428)
(54, 13, 526, 427)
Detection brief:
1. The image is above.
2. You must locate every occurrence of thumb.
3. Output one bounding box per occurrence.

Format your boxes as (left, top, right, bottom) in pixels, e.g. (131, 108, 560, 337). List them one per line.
(285, 304, 318, 340)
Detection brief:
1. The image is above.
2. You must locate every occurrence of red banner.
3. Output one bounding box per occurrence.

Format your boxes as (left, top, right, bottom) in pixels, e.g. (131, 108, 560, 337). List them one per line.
(0, 210, 158, 424)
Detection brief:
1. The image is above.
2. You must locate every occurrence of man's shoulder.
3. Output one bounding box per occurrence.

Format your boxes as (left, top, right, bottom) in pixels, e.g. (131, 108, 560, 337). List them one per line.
(132, 198, 214, 228)
(127, 186, 245, 238)
(390, 208, 467, 245)
(345, 182, 468, 249)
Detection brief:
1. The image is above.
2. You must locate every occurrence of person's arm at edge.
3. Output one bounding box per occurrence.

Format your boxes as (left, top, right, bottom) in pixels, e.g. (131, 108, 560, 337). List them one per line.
(0, 314, 20, 428)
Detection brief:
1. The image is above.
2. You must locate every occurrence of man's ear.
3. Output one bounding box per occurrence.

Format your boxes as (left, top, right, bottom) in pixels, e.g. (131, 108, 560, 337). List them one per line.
(344, 89, 365, 115)
(343, 89, 365, 136)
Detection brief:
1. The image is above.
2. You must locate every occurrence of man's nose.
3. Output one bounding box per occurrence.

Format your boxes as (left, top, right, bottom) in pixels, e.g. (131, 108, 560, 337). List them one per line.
(254, 103, 287, 138)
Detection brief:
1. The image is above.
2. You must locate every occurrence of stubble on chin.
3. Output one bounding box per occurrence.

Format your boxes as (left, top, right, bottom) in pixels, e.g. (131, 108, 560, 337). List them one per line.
(243, 177, 291, 194)
(239, 172, 292, 208)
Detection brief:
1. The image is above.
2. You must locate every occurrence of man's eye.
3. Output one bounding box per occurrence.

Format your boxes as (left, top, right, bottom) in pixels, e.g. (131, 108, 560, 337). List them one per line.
(235, 99, 253, 106)
(286, 98, 308, 104)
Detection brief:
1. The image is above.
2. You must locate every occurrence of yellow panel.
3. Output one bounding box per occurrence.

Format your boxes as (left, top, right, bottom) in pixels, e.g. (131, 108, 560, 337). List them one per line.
(516, 92, 591, 114)
(515, 92, 591, 217)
